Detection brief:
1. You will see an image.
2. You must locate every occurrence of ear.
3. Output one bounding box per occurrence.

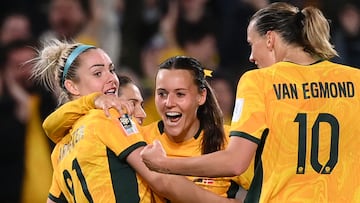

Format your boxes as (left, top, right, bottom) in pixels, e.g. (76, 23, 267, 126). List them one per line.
(265, 30, 275, 50)
(198, 88, 207, 106)
(64, 79, 80, 96)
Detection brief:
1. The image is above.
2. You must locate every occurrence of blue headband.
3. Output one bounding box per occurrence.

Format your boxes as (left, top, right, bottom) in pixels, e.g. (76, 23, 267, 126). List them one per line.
(61, 45, 95, 88)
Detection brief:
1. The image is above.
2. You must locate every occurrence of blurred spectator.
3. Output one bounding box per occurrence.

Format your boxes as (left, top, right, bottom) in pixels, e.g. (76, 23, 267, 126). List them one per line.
(331, 1, 360, 68)
(120, 0, 162, 77)
(0, 39, 56, 203)
(0, 12, 32, 46)
(40, 0, 91, 41)
(207, 70, 235, 125)
(175, 0, 219, 69)
(40, 0, 121, 65)
(87, 0, 121, 65)
(213, 0, 269, 90)
(139, 0, 220, 125)
(0, 0, 48, 40)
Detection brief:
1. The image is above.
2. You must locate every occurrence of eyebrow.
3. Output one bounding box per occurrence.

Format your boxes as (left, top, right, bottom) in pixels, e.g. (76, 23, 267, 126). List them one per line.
(89, 63, 114, 69)
(128, 98, 139, 102)
(156, 88, 188, 91)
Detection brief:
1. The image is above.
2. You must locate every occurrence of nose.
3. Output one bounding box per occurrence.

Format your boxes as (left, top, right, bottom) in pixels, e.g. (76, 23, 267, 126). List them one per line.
(165, 93, 176, 107)
(107, 72, 118, 85)
(134, 106, 146, 125)
(249, 52, 255, 64)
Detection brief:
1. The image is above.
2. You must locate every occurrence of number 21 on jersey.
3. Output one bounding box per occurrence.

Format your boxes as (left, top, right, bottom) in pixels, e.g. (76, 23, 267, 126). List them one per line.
(63, 158, 94, 202)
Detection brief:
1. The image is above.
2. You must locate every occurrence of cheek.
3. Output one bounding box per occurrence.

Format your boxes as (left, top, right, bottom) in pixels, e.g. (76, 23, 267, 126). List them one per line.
(182, 100, 200, 115)
(79, 79, 103, 94)
(261, 52, 276, 67)
(154, 96, 164, 111)
(254, 47, 271, 67)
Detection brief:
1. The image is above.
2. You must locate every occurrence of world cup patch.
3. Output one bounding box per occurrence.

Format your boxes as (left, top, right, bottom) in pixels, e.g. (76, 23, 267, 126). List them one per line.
(119, 114, 138, 135)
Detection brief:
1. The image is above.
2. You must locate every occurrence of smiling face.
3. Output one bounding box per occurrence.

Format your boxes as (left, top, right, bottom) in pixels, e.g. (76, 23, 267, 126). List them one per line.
(64, 48, 119, 98)
(155, 68, 206, 142)
(247, 20, 276, 68)
(119, 83, 146, 125)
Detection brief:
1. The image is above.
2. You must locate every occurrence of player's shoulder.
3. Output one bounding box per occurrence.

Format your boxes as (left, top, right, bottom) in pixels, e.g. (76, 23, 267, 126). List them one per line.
(142, 121, 163, 142)
(142, 121, 161, 132)
(81, 109, 123, 131)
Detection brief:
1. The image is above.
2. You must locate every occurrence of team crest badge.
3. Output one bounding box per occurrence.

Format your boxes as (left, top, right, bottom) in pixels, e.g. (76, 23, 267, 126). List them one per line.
(119, 114, 138, 135)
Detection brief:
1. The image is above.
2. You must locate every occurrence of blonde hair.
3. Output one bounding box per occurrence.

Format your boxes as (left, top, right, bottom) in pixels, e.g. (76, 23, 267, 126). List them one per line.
(301, 6, 337, 59)
(30, 39, 93, 105)
(251, 2, 338, 60)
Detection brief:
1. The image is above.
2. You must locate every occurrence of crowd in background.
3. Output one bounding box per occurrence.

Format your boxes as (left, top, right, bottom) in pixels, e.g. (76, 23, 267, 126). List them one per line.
(0, 0, 359, 202)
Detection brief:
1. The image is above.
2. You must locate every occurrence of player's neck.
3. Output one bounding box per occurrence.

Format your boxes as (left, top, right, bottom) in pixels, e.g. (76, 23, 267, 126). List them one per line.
(282, 47, 319, 65)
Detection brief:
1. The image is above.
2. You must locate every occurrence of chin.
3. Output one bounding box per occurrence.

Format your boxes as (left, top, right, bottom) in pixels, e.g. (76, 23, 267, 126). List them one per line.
(164, 126, 182, 137)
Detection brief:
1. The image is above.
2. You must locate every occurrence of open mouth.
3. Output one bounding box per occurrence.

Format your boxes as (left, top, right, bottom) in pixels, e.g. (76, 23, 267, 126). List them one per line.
(104, 88, 117, 95)
(165, 112, 182, 122)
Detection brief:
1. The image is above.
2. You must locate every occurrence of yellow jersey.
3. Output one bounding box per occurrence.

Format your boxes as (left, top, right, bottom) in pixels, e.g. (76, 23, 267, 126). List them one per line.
(142, 121, 254, 198)
(45, 108, 149, 202)
(231, 61, 360, 202)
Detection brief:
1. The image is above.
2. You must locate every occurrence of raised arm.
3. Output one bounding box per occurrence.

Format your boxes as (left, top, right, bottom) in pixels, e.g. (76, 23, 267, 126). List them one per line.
(43, 92, 132, 143)
(141, 137, 257, 177)
(127, 146, 241, 203)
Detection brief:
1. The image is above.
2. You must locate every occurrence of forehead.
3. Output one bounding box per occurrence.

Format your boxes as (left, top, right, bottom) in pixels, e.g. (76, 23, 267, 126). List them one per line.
(247, 21, 258, 40)
(119, 84, 143, 100)
(78, 48, 112, 65)
(156, 69, 195, 88)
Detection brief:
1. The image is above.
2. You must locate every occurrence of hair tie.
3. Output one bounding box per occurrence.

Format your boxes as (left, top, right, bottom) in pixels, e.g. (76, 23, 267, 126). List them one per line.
(204, 69, 213, 77)
(61, 44, 95, 88)
(295, 10, 305, 25)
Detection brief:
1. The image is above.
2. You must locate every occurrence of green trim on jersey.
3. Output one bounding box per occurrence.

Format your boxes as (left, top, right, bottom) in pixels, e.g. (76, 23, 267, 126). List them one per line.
(244, 161, 263, 203)
(48, 193, 68, 203)
(118, 141, 147, 160)
(107, 148, 140, 203)
(229, 131, 261, 144)
(226, 180, 240, 198)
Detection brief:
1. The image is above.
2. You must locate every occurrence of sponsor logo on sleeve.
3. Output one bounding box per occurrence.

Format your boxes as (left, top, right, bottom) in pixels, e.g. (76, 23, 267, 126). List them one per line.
(119, 115, 139, 136)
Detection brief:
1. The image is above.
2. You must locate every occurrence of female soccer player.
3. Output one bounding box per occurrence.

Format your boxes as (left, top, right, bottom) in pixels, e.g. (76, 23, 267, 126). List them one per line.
(141, 56, 253, 200)
(141, 2, 360, 202)
(31, 39, 239, 203)
(40, 55, 251, 202)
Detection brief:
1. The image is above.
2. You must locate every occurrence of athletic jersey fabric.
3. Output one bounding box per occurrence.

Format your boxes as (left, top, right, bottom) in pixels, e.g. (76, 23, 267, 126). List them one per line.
(141, 121, 254, 198)
(230, 61, 360, 202)
(45, 108, 148, 202)
(43, 92, 101, 144)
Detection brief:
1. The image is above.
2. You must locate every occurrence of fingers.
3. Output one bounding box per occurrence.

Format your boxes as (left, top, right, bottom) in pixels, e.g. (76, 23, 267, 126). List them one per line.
(121, 101, 134, 116)
(141, 140, 170, 174)
(103, 107, 110, 117)
(140, 144, 154, 156)
(94, 95, 135, 117)
(153, 140, 165, 153)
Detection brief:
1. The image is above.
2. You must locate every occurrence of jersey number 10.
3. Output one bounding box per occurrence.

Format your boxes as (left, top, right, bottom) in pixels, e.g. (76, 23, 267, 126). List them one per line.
(294, 113, 339, 174)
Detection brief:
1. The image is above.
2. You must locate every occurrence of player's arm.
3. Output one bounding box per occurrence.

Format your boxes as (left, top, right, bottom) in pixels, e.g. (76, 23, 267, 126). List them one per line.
(43, 92, 131, 143)
(141, 137, 257, 177)
(43, 92, 101, 143)
(46, 198, 55, 203)
(126, 146, 241, 203)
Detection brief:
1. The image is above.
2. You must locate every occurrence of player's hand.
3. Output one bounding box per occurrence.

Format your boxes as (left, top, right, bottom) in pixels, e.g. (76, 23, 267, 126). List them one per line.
(94, 94, 134, 117)
(140, 140, 169, 173)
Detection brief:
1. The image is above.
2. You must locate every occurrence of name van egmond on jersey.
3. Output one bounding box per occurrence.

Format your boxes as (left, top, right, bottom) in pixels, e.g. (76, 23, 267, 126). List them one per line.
(273, 81, 355, 100)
